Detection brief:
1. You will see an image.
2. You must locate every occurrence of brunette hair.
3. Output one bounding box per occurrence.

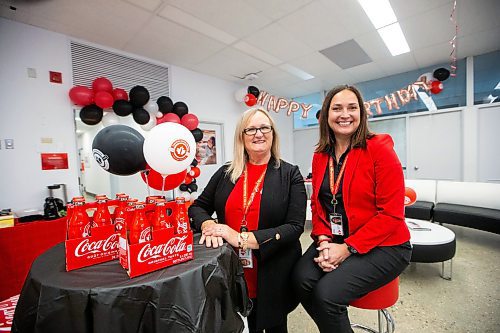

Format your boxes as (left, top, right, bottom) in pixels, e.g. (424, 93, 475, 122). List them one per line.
(316, 85, 373, 153)
(226, 107, 280, 183)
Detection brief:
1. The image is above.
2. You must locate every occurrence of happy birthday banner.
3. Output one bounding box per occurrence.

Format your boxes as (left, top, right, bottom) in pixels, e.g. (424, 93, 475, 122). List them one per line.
(255, 77, 434, 118)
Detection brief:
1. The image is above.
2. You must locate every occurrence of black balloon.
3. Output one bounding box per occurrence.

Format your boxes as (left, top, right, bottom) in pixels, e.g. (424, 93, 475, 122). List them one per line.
(191, 128, 203, 142)
(113, 100, 133, 117)
(133, 107, 150, 125)
(191, 158, 198, 167)
(129, 86, 150, 107)
(315, 110, 320, 120)
(92, 125, 147, 176)
(179, 184, 189, 192)
(157, 96, 173, 114)
(80, 104, 103, 125)
(433, 67, 450, 82)
(188, 183, 198, 192)
(172, 101, 189, 118)
(247, 86, 260, 99)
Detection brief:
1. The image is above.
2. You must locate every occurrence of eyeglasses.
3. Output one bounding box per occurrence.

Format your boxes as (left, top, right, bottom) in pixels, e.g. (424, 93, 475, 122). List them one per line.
(243, 126, 273, 136)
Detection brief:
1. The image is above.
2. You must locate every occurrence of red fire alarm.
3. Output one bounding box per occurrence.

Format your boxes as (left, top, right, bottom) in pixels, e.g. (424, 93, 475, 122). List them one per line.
(49, 71, 62, 84)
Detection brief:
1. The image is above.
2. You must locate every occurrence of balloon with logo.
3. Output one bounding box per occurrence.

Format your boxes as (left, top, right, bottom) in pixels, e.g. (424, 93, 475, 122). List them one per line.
(404, 187, 417, 206)
(92, 125, 147, 176)
(143, 122, 196, 175)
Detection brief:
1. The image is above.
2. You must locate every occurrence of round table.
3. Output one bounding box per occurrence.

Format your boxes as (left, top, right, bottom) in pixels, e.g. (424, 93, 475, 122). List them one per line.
(407, 219, 456, 280)
(12, 234, 250, 333)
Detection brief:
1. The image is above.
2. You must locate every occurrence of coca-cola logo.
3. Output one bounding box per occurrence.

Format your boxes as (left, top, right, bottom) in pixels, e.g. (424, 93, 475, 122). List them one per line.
(137, 235, 188, 263)
(74, 234, 118, 257)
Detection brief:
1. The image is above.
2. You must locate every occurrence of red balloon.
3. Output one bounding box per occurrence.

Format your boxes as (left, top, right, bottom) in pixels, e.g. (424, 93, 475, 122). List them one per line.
(140, 166, 187, 191)
(69, 86, 94, 106)
(92, 77, 113, 93)
(404, 187, 417, 206)
(181, 114, 199, 131)
(189, 166, 200, 178)
(94, 91, 114, 109)
(430, 80, 443, 94)
(157, 113, 181, 124)
(184, 174, 194, 185)
(244, 93, 257, 106)
(112, 88, 128, 101)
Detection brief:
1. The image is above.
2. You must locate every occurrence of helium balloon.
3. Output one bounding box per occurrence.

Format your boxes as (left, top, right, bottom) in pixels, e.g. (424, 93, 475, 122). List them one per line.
(433, 67, 450, 82)
(94, 91, 114, 109)
(184, 174, 194, 185)
(140, 166, 187, 191)
(189, 166, 200, 178)
(112, 88, 128, 101)
(179, 184, 189, 192)
(80, 104, 103, 125)
(181, 113, 199, 131)
(191, 158, 198, 167)
(92, 77, 113, 93)
(113, 99, 133, 117)
(157, 96, 173, 114)
(92, 125, 147, 176)
(188, 183, 198, 193)
(143, 122, 196, 175)
(247, 86, 260, 99)
(244, 93, 257, 106)
(129, 86, 150, 107)
(430, 80, 443, 94)
(102, 112, 120, 127)
(234, 87, 247, 102)
(172, 101, 189, 118)
(140, 115, 157, 131)
(191, 128, 203, 142)
(133, 107, 150, 125)
(69, 86, 94, 106)
(404, 187, 417, 206)
(143, 100, 159, 116)
(158, 113, 181, 124)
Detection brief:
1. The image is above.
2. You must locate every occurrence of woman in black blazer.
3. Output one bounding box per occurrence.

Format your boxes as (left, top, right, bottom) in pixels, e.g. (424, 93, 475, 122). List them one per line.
(189, 107, 306, 332)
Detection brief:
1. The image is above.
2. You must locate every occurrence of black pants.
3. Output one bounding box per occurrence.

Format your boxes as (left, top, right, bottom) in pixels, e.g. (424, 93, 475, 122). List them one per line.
(247, 298, 288, 333)
(292, 242, 411, 333)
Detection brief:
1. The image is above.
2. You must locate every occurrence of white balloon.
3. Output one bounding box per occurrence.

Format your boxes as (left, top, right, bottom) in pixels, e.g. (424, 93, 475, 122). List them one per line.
(102, 112, 120, 127)
(417, 72, 433, 83)
(140, 115, 157, 131)
(180, 191, 191, 202)
(156, 111, 164, 119)
(190, 192, 199, 203)
(234, 87, 247, 103)
(143, 122, 196, 175)
(144, 100, 159, 115)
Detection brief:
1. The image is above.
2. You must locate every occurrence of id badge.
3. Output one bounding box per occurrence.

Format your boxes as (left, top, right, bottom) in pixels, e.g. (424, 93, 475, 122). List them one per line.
(329, 213, 344, 236)
(238, 248, 253, 268)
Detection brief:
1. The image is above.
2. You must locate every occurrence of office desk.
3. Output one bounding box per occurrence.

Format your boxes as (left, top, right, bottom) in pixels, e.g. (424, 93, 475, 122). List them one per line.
(12, 234, 249, 333)
(0, 217, 67, 300)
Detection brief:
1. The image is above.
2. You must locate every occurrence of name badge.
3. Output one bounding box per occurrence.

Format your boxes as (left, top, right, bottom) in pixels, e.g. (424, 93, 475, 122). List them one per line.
(238, 248, 253, 268)
(329, 213, 344, 236)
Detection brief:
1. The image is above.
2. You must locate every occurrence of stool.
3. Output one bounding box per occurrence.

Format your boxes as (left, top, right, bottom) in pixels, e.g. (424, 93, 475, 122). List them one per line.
(350, 277, 399, 333)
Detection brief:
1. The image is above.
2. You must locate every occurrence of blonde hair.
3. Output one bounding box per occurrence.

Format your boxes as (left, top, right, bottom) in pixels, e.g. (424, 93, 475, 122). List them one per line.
(226, 107, 281, 183)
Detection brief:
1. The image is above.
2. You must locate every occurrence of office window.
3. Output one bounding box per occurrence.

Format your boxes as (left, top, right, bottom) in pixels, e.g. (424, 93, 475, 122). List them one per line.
(473, 49, 500, 105)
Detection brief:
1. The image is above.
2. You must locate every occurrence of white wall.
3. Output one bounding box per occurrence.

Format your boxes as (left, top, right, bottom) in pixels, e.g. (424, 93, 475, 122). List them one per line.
(0, 18, 79, 212)
(0, 18, 297, 211)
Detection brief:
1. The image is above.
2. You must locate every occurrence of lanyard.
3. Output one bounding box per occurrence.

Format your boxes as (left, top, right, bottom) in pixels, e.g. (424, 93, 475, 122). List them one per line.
(328, 154, 348, 211)
(241, 166, 267, 231)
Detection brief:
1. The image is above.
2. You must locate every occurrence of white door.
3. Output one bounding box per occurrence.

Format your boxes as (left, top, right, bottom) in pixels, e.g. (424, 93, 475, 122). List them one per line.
(478, 105, 500, 183)
(408, 110, 462, 180)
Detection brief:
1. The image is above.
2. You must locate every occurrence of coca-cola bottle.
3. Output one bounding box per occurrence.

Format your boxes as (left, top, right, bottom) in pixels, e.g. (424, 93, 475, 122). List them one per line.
(114, 194, 129, 234)
(93, 195, 112, 226)
(152, 198, 173, 231)
(67, 197, 90, 239)
(129, 202, 151, 244)
(174, 197, 189, 234)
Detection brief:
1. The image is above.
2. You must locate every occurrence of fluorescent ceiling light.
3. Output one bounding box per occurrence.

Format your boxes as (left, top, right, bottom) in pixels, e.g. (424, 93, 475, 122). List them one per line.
(159, 5, 237, 45)
(233, 41, 282, 66)
(358, 0, 397, 29)
(279, 64, 315, 80)
(377, 22, 410, 56)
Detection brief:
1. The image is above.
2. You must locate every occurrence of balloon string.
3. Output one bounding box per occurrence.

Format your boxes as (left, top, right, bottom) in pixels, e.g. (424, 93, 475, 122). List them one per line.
(144, 170, 151, 197)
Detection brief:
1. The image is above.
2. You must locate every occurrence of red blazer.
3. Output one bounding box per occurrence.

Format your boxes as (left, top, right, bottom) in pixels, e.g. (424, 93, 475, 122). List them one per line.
(310, 134, 410, 254)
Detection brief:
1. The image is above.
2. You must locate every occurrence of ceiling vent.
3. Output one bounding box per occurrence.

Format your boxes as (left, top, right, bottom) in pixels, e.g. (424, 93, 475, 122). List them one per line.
(320, 39, 372, 69)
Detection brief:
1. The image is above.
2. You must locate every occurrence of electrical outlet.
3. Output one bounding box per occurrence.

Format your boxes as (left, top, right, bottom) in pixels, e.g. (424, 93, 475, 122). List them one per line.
(27, 68, 37, 78)
(5, 139, 14, 149)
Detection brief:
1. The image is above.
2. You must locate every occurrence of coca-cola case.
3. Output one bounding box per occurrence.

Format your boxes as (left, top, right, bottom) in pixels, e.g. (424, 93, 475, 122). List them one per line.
(120, 228, 194, 278)
(65, 224, 120, 271)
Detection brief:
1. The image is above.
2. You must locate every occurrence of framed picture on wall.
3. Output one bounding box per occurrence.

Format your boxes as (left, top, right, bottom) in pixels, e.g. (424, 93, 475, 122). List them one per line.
(196, 122, 224, 166)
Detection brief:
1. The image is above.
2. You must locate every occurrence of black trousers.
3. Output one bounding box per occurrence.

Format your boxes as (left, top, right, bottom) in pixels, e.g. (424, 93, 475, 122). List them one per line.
(292, 242, 411, 333)
(247, 298, 288, 333)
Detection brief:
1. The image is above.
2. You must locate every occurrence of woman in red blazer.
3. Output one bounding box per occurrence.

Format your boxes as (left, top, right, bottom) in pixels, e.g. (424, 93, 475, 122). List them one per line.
(292, 85, 412, 332)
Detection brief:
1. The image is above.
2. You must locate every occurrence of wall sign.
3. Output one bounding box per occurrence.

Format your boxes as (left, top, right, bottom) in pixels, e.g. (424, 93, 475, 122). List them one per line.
(41, 153, 69, 170)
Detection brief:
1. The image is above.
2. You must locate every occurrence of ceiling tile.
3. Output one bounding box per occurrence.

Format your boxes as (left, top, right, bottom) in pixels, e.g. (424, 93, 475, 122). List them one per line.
(376, 52, 419, 77)
(251, 66, 303, 90)
(123, 0, 163, 12)
(246, 0, 314, 20)
(288, 52, 342, 78)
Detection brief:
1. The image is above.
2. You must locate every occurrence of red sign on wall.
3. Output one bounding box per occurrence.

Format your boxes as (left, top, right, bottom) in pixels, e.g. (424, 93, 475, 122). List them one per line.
(41, 153, 68, 170)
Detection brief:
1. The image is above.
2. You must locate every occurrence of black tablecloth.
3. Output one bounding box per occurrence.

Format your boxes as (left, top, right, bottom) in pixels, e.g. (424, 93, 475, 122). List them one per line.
(12, 234, 250, 333)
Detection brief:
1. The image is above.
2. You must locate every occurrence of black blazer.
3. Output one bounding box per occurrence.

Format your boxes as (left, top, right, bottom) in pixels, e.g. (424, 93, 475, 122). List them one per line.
(189, 158, 306, 330)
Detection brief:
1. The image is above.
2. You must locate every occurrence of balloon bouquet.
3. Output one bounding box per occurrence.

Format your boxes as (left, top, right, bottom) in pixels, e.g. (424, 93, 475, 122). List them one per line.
(234, 85, 260, 107)
(69, 77, 204, 200)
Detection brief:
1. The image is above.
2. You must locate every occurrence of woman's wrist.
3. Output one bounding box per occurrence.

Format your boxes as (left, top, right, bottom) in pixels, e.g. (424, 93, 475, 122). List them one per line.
(316, 235, 332, 246)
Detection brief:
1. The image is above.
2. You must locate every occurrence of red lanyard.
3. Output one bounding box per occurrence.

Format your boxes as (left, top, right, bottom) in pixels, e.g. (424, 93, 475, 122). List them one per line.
(329, 154, 348, 206)
(241, 166, 267, 229)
